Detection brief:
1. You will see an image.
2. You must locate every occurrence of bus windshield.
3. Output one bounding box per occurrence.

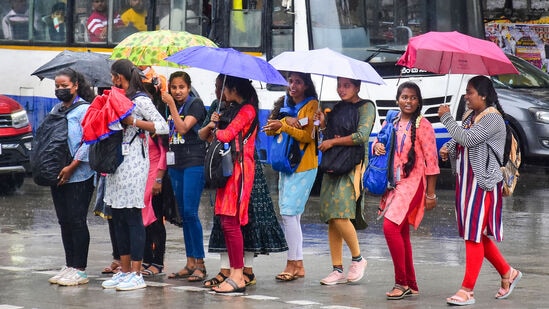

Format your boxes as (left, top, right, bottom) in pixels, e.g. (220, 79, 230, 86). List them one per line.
(308, 0, 480, 66)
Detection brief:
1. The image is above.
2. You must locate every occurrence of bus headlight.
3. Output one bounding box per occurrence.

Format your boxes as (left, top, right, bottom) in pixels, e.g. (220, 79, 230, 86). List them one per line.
(529, 108, 549, 124)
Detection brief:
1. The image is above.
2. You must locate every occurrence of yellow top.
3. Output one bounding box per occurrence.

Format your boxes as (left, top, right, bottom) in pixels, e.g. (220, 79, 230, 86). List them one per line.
(121, 9, 147, 31)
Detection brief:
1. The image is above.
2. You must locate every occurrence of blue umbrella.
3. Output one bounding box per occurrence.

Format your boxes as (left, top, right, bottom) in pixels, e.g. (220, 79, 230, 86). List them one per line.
(165, 46, 288, 86)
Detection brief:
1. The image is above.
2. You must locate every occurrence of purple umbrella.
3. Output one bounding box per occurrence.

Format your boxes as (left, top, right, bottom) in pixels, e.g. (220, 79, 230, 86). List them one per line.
(165, 46, 288, 86)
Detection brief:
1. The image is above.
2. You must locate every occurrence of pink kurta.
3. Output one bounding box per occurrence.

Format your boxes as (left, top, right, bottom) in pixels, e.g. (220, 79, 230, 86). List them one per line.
(379, 116, 439, 228)
(214, 104, 257, 226)
(143, 136, 167, 226)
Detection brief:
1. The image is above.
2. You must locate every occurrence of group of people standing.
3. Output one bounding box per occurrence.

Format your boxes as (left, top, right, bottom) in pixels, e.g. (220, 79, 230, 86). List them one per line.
(40, 58, 521, 305)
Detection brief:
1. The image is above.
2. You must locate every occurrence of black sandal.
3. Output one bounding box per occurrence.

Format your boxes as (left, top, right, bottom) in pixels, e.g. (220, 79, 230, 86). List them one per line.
(386, 284, 412, 300)
(244, 272, 256, 286)
(203, 272, 228, 288)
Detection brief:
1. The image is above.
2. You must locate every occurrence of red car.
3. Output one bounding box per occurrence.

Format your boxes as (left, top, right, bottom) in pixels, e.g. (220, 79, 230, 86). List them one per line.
(0, 95, 33, 193)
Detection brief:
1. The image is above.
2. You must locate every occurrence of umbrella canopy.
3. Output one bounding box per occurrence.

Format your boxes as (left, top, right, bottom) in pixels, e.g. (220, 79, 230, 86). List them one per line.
(31, 50, 113, 87)
(268, 48, 385, 85)
(396, 31, 519, 75)
(165, 46, 288, 85)
(110, 30, 217, 67)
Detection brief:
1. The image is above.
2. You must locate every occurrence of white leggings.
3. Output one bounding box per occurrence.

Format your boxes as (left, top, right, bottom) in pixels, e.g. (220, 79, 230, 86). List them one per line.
(282, 214, 303, 260)
(220, 251, 255, 269)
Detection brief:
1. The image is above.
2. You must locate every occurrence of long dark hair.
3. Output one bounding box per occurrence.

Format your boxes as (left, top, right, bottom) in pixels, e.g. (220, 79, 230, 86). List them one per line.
(269, 71, 318, 120)
(55, 68, 96, 103)
(111, 59, 148, 99)
(395, 81, 423, 177)
(467, 75, 505, 115)
(223, 75, 259, 110)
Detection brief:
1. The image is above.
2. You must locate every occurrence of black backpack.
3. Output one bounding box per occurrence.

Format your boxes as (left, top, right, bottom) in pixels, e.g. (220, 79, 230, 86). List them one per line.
(320, 100, 372, 175)
(204, 104, 257, 189)
(30, 101, 87, 186)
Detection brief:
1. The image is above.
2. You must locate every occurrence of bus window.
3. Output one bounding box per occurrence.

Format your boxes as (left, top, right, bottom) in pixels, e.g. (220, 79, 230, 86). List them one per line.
(270, 0, 294, 58)
(157, 0, 205, 35)
(35, 1, 66, 42)
(309, 0, 369, 60)
(1, 0, 32, 40)
(230, 0, 262, 48)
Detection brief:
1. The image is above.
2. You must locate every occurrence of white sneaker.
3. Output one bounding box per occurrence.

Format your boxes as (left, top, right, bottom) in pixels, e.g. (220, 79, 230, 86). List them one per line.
(320, 270, 347, 285)
(57, 269, 89, 286)
(116, 272, 146, 291)
(48, 266, 73, 284)
(102, 272, 128, 289)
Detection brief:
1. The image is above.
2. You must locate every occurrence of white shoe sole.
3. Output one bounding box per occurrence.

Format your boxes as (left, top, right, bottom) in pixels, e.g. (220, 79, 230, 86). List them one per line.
(116, 283, 147, 291)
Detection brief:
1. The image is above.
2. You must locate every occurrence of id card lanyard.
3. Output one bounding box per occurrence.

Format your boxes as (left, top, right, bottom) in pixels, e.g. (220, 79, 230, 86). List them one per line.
(395, 120, 412, 182)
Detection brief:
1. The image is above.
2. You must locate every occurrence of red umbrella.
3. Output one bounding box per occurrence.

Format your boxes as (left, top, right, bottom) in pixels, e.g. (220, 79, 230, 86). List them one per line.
(396, 31, 519, 75)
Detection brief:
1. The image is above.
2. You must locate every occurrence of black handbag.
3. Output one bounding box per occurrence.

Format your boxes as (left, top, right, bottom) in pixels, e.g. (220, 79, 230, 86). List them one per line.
(351, 194, 368, 230)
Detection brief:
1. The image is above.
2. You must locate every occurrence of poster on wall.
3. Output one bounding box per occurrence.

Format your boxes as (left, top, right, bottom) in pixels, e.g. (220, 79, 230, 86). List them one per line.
(486, 22, 549, 71)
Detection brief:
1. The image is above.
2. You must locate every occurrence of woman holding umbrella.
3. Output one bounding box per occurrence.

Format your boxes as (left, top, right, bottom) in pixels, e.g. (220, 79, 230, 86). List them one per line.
(201, 75, 259, 293)
(314, 77, 375, 285)
(439, 75, 522, 306)
(263, 72, 319, 281)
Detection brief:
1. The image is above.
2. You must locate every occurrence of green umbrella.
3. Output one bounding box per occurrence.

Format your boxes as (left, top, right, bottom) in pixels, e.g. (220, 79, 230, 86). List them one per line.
(110, 30, 217, 67)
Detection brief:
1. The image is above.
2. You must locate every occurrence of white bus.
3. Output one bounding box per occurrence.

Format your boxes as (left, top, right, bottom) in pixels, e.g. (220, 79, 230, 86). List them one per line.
(0, 0, 487, 163)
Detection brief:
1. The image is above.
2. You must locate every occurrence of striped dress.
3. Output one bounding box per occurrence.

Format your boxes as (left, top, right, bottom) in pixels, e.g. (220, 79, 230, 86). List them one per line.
(455, 144, 503, 242)
(441, 109, 506, 243)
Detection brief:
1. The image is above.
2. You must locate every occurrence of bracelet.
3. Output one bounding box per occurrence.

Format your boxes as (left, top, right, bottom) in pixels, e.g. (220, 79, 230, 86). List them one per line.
(426, 194, 437, 200)
(155, 178, 163, 184)
(319, 127, 326, 131)
(132, 118, 137, 127)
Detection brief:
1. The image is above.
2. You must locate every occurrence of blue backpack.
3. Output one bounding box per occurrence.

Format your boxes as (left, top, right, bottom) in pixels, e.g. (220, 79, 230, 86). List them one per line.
(269, 96, 312, 174)
(363, 110, 399, 195)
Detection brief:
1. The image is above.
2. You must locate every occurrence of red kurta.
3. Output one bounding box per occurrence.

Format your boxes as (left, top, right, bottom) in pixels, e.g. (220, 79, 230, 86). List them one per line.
(214, 104, 257, 225)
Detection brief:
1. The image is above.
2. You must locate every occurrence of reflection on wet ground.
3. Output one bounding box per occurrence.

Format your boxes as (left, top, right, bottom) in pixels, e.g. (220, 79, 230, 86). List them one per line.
(0, 164, 548, 308)
(1, 165, 548, 270)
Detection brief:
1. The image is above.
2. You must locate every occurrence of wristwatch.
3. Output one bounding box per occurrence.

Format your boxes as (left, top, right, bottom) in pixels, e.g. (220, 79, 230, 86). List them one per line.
(155, 178, 163, 184)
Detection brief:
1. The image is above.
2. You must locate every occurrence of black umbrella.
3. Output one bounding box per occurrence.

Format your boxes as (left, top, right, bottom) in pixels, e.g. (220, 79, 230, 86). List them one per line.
(31, 50, 113, 87)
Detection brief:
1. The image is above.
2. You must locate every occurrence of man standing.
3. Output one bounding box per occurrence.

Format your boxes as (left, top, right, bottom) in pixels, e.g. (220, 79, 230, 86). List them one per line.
(87, 0, 122, 42)
(2, 0, 29, 40)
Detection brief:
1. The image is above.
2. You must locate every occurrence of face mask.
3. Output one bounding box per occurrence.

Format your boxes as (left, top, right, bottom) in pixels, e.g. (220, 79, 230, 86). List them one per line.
(55, 88, 73, 102)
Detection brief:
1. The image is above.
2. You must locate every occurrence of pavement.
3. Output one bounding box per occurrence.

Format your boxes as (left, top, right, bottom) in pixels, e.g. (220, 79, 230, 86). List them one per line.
(0, 165, 548, 309)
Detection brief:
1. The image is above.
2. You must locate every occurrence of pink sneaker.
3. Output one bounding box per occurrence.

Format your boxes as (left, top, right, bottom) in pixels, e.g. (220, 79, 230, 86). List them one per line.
(347, 259, 367, 282)
(320, 270, 346, 285)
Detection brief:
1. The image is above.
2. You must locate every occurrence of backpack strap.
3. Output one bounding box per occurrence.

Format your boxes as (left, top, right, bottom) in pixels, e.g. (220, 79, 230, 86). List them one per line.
(182, 96, 202, 135)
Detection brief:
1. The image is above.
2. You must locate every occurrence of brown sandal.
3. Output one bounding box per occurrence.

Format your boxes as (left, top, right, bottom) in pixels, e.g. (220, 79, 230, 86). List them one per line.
(167, 266, 195, 279)
(203, 272, 228, 288)
(102, 260, 121, 274)
(188, 267, 207, 282)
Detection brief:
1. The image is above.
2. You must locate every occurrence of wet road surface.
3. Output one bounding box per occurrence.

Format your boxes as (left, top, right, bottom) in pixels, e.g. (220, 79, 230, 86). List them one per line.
(0, 165, 548, 308)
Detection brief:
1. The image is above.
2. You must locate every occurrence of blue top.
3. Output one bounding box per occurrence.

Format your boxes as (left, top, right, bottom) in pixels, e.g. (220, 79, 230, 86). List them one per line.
(65, 100, 95, 183)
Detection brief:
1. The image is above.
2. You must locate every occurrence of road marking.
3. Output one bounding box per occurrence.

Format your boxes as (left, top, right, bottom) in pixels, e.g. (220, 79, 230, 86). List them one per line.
(0, 305, 24, 309)
(286, 300, 322, 305)
(243, 295, 279, 300)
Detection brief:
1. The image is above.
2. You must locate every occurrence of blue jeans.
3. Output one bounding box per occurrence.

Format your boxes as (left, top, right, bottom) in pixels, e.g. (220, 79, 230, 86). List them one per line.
(169, 165, 205, 259)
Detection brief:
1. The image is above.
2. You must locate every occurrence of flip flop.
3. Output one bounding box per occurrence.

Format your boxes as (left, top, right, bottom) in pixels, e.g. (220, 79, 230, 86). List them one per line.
(275, 272, 297, 281)
(386, 284, 412, 300)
